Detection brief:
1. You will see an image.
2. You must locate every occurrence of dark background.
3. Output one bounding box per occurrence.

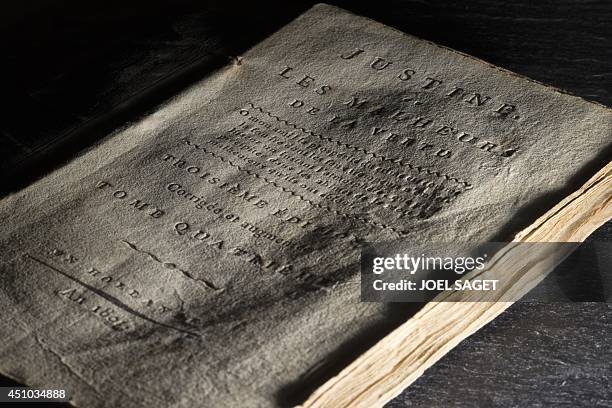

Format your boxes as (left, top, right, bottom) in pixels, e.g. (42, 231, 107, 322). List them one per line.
(0, 1, 610, 406)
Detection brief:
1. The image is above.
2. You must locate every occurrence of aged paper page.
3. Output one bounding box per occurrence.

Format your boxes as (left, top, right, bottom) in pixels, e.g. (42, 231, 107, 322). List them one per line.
(0, 4, 610, 407)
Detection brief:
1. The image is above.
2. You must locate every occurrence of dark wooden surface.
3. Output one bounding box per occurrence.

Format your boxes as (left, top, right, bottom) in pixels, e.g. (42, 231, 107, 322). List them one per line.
(0, 1, 610, 406)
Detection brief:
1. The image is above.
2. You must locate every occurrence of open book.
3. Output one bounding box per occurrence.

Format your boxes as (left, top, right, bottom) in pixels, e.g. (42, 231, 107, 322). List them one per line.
(0, 4, 610, 407)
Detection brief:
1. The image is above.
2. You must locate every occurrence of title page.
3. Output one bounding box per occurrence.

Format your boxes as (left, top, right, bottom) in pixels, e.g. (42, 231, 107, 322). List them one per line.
(0, 4, 610, 407)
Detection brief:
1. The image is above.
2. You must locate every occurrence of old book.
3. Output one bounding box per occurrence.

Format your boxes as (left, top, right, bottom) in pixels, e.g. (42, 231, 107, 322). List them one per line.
(0, 4, 610, 407)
